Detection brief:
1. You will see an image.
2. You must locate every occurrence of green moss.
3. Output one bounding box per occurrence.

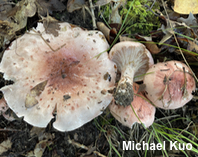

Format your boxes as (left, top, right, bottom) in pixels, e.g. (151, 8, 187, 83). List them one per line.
(121, 0, 160, 35)
(99, 0, 160, 35)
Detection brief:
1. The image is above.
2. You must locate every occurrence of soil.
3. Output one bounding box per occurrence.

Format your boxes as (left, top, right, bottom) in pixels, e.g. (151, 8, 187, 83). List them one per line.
(0, 0, 198, 157)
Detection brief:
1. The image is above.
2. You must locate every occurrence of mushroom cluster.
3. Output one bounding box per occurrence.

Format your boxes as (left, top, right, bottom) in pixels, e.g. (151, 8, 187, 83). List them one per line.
(108, 41, 195, 129)
(0, 22, 117, 131)
(108, 41, 155, 128)
(0, 21, 196, 131)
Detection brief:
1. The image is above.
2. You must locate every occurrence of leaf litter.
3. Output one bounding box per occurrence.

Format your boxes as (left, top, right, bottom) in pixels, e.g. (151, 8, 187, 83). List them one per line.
(0, 0, 198, 156)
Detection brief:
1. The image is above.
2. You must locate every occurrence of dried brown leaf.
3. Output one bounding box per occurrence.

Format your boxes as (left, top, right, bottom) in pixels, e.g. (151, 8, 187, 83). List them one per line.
(0, 138, 12, 155)
(67, 0, 85, 13)
(0, 0, 37, 48)
(187, 40, 198, 54)
(144, 41, 161, 54)
(36, 0, 66, 16)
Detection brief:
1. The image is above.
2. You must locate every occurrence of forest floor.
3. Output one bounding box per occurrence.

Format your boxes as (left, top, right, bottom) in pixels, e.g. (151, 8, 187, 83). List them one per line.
(0, 0, 198, 157)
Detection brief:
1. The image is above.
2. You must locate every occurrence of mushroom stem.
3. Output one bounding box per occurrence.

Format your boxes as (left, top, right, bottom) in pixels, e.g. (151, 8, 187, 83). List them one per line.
(114, 67, 135, 107)
(109, 41, 152, 107)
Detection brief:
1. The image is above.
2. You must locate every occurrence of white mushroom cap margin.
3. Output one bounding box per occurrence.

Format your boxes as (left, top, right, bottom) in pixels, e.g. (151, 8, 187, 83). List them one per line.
(0, 22, 117, 131)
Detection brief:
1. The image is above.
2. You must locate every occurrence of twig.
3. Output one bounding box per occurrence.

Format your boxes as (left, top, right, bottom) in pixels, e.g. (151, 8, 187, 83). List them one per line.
(30, 29, 66, 52)
(0, 128, 22, 132)
(88, 0, 96, 29)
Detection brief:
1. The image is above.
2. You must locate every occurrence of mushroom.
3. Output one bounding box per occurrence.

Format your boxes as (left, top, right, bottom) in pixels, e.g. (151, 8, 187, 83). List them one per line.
(109, 41, 154, 107)
(109, 83, 156, 128)
(0, 22, 117, 131)
(143, 61, 196, 109)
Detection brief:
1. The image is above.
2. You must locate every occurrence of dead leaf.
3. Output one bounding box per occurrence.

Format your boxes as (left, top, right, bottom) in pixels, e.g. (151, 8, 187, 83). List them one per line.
(177, 12, 198, 26)
(158, 15, 193, 45)
(119, 36, 136, 42)
(0, 138, 12, 155)
(111, 1, 123, 24)
(95, 0, 125, 7)
(36, 0, 66, 16)
(97, 22, 122, 44)
(0, 0, 66, 49)
(26, 139, 53, 157)
(144, 41, 161, 54)
(187, 40, 198, 54)
(174, 0, 198, 14)
(67, 0, 85, 13)
(42, 15, 60, 37)
(27, 128, 55, 157)
(30, 127, 45, 138)
(25, 80, 48, 108)
(0, 0, 37, 49)
(0, 0, 13, 21)
(135, 35, 161, 54)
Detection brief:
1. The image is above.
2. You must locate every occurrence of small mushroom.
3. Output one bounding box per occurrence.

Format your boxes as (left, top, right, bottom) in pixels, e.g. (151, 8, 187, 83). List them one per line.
(143, 61, 196, 109)
(109, 41, 154, 107)
(109, 83, 156, 128)
(0, 22, 117, 131)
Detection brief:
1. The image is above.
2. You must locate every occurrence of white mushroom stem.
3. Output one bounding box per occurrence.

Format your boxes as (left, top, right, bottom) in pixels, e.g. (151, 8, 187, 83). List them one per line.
(114, 61, 144, 107)
(109, 42, 151, 107)
(115, 66, 135, 99)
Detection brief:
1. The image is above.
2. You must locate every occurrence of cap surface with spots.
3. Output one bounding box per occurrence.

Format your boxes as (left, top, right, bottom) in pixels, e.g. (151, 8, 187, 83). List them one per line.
(143, 61, 196, 109)
(0, 22, 117, 131)
(109, 83, 156, 128)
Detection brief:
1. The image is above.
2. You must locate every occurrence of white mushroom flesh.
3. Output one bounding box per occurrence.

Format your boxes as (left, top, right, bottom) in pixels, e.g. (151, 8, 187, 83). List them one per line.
(0, 22, 117, 131)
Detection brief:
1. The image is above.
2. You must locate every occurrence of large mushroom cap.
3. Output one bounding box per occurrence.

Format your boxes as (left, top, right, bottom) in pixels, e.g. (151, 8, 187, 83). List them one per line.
(0, 22, 117, 131)
(109, 83, 156, 128)
(143, 61, 196, 109)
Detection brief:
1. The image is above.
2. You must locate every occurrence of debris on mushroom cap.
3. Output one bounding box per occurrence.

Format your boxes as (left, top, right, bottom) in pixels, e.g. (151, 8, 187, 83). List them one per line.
(109, 83, 156, 128)
(143, 61, 196, 109)
(109, 41, 153, 107)
(0, 22, 117, 131)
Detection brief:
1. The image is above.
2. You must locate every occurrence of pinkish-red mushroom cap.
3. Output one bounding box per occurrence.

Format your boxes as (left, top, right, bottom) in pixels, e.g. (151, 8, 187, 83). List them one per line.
(109, 83, 156, 128)
(143, 61, 196, 109)
(0, 22, 117, 131)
